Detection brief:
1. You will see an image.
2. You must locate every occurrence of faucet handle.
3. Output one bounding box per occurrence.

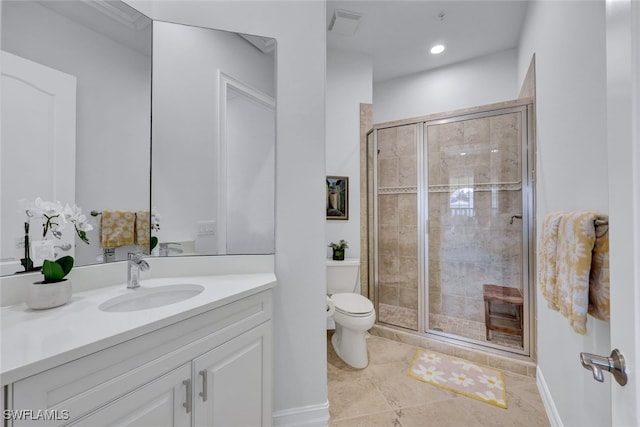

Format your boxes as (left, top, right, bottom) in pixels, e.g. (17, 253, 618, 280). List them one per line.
(128, 252, 150, 271)
(128, 252, 145, 261)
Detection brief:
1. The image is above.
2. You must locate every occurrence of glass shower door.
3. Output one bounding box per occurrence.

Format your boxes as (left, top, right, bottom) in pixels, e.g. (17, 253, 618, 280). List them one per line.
(423, 107, 531, 354)
(371, 124, 420, 331)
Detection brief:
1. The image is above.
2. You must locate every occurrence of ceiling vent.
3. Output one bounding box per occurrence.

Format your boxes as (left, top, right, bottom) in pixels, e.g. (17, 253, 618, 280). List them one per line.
(328, 9, 362, 36)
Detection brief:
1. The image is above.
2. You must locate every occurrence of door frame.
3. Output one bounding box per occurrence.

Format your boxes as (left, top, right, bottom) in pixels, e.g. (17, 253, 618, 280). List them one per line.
(606, 0, 639, 424)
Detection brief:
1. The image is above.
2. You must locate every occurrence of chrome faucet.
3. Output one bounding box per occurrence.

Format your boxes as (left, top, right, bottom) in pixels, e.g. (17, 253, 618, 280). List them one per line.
(159, 242, 183, 257)
(127, 253, 150, 289)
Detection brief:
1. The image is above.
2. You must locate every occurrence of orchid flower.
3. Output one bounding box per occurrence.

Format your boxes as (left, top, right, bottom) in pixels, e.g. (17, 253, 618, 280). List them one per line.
(151, 207, 161, 231)
(22, 198, 91, 244)
(34, 197, 67, 238)
(63, 204, 93, 244)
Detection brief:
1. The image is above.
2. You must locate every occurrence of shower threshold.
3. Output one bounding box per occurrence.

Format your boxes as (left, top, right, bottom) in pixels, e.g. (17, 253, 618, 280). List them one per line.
(369, 323, 536, 378)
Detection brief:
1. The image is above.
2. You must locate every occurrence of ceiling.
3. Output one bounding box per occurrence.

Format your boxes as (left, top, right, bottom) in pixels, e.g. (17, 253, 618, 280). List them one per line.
(327, 1, 530, 83)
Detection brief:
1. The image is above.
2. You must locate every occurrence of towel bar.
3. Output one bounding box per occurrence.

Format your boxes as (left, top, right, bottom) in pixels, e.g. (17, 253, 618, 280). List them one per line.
(594, 219, 608, 226)
(91, 210, 102, 216)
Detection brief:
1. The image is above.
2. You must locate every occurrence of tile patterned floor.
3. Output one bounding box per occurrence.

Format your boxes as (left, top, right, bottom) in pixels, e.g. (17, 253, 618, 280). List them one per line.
(327, 333, 551, 427)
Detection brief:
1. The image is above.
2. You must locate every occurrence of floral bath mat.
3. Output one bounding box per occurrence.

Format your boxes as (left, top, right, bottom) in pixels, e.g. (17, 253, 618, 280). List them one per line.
(407, 349, 508, 409)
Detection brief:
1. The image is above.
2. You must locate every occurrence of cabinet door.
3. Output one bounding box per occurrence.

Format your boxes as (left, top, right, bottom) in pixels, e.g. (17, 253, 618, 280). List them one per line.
(69, 363, 191, 427)
(193, 322, 272, 427)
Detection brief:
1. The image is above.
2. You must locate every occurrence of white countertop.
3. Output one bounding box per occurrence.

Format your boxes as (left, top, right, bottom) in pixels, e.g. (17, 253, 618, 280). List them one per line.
(0, 273, 276, 385)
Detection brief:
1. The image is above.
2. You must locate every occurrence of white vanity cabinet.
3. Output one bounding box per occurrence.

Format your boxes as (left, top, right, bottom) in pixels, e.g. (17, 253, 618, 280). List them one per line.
(68, 363, 192, 427)
(5, 289, 272, 427)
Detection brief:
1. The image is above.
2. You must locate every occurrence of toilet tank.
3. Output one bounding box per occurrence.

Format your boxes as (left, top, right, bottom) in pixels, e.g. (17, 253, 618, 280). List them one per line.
(326, 258, 360, 294)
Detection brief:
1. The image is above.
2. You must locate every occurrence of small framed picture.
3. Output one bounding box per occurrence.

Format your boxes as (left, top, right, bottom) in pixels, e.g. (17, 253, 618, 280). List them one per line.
(326, 176, 349, 220)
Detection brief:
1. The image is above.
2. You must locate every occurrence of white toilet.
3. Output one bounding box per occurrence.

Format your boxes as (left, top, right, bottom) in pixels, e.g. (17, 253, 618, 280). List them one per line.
(327, 258, 376, 369)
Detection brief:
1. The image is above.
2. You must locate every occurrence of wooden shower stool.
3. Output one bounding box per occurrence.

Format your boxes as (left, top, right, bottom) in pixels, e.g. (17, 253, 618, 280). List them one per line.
(483, 284, 524, 342)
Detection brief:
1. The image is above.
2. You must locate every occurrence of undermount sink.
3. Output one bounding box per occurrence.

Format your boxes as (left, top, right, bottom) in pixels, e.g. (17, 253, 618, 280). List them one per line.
(99, 284, 205, 313)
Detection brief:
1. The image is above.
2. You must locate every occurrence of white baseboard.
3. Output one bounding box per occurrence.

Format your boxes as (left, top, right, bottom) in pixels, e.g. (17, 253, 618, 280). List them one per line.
(537, 366, 563, 427)
(272, 400, 330, 427)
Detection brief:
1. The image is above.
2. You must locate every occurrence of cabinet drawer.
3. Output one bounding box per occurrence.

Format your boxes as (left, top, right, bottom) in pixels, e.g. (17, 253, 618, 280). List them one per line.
(10, 290, 271, 426)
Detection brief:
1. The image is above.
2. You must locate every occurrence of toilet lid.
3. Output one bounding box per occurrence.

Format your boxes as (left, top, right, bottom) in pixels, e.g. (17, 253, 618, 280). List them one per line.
(330, 293, 374, 315)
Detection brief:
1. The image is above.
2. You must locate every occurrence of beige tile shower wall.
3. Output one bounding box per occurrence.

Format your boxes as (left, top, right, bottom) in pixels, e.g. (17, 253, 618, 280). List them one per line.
(377, 124, 419, 330)
(427, 112, 523, 329)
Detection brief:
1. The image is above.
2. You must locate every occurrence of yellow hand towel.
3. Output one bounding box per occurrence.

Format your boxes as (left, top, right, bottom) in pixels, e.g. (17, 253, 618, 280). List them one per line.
(539, 211, 609, 334)
(588, 219, 610, 321)
(100, 210, 135, 248)
(135, 210, 150, 247)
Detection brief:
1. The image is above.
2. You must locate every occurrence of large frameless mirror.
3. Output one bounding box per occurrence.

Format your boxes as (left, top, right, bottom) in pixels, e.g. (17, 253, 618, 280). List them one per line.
(151, 20, 276, 257)
(1, 0, 152, 275)
(1, 1, 276, 279)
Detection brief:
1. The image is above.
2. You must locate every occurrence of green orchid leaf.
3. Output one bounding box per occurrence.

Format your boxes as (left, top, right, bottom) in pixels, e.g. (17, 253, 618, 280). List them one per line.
(56, 256, 74, 277)
(42, 260, 65, 282)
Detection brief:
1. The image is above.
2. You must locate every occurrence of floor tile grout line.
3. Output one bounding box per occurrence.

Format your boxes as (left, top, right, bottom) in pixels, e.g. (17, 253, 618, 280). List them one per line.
(329, 408, 401, 424)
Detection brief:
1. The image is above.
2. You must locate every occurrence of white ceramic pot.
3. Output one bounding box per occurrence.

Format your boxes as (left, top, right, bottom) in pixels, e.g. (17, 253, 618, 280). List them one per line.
(27, 279, 72, 310)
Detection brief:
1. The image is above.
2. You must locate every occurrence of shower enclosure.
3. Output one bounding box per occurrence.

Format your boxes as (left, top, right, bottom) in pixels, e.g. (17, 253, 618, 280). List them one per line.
(366, 101, 534, 355)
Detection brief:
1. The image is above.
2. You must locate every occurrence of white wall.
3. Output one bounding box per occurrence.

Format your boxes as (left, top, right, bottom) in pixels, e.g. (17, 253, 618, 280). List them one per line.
(326, 49, 373, 268)
(128, 1, 328, 424)
(373, 48, 518, 124)
(517, 2, 611, 426)
(2, 1, 151, 266)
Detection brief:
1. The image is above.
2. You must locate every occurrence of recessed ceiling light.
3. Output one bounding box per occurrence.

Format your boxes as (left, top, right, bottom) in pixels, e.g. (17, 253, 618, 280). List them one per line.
(430, 44, 445, 55)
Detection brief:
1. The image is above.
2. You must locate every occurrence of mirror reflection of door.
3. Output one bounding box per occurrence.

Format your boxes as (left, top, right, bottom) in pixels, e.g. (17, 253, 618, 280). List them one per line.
(0, 51, 76, 275)
(225, 82, 276, 255)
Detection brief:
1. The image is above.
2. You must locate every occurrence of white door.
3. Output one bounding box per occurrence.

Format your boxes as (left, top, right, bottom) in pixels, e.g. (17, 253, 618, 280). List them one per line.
(0, 51, 76, 274)
(606, 1, 639, 425)
(193, 323, 271, 427)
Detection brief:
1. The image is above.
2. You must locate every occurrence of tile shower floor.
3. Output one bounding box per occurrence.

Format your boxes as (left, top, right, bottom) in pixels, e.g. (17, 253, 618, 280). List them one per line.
(327, 333, 550, 427)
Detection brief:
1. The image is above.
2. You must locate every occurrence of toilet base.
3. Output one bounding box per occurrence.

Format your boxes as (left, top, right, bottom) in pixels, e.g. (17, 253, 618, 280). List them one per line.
(331, 324, 369, 369)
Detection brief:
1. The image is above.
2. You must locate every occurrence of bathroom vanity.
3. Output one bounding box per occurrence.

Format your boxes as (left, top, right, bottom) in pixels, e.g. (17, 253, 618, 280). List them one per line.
(0, 258, 275, 427)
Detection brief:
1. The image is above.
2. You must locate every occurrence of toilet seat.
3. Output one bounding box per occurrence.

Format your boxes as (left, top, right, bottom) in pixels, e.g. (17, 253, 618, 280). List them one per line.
(330, 293, 373, 316)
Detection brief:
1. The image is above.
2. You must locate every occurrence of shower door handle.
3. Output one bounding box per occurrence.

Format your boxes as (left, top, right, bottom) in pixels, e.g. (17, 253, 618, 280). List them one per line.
(510, 214, 522, 224)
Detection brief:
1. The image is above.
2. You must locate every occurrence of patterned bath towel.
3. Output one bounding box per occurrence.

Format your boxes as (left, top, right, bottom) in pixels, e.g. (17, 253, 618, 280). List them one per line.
(539, 211, 609, 334)
(100, 210, 135, 248)
(588, 220, 610, 321)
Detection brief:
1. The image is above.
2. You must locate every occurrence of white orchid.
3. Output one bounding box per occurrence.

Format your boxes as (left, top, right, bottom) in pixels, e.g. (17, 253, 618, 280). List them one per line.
(33, 197, 67, 238)
(63, 204, 93, 244)
(151, 207, 161, 231)
(23, 198, 91, 244)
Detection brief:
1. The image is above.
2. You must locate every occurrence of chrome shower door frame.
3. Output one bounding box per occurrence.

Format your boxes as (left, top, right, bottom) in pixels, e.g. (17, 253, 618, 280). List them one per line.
(419, 104, 534, 357)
